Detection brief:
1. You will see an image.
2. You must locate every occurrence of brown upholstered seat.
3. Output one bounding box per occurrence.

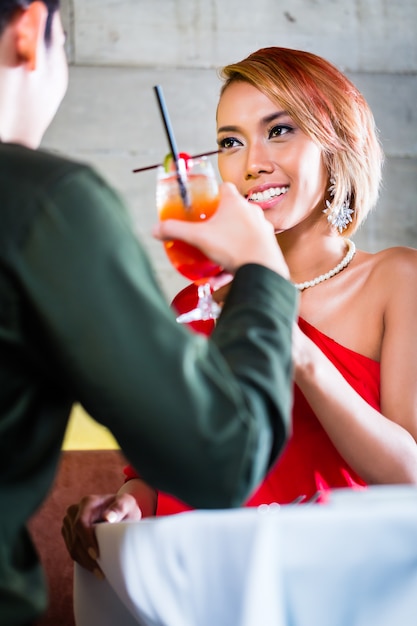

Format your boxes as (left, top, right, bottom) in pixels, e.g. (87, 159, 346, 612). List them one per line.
(29, 449, 127, 626)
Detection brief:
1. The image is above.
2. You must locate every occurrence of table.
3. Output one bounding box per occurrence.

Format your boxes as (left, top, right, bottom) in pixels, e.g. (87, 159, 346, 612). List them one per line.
(74, 486, 417, 626)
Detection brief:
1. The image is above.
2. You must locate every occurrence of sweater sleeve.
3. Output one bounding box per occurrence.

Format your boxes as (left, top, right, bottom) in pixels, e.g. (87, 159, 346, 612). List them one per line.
(15, 164, 298, 508)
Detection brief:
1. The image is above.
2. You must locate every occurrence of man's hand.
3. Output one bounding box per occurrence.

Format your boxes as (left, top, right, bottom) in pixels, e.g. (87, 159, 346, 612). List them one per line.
(153, 182, 289, 279)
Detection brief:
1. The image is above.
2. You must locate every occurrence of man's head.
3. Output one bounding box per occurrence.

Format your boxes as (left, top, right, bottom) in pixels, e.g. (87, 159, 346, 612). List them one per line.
(0, 0, 66, 148)
(0, 1, 59, 43)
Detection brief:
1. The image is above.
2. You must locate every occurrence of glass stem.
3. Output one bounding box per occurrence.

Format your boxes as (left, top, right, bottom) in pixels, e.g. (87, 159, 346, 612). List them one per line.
(197, 283, 221, 320)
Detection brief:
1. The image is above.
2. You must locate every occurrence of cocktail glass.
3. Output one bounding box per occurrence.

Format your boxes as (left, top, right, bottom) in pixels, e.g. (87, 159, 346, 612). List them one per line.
(156, 157, 222, 323)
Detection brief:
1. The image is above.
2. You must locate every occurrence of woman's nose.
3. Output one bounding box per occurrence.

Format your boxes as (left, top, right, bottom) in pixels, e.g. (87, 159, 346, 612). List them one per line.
(244, 145, 275, 179)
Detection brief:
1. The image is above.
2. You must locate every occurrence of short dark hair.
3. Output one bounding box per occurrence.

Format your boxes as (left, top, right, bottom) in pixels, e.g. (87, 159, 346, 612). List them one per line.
(0, 1, 60, 43)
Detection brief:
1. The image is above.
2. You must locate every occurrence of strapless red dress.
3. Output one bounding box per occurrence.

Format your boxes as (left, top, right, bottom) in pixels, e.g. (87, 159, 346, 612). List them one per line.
(124, 283, 380, 513)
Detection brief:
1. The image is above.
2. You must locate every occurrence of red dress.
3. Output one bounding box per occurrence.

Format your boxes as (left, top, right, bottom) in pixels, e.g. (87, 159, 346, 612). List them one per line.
(124, 284, 379, 514)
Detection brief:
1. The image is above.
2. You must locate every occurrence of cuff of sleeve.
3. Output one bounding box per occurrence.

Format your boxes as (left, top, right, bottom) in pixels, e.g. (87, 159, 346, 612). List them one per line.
(223, 264, 298, 324)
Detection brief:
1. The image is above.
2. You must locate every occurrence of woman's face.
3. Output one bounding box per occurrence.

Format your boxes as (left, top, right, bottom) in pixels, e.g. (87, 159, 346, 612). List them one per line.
(216, 81, 328, 234)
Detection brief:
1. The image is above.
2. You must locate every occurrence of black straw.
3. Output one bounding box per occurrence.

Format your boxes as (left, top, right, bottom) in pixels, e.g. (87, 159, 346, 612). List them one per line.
(153, 85, 190, 208)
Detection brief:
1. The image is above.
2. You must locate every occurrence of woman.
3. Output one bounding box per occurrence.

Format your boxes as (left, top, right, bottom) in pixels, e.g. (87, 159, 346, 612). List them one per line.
(213, 47, 417, 498)
(63, 47, 417, 575)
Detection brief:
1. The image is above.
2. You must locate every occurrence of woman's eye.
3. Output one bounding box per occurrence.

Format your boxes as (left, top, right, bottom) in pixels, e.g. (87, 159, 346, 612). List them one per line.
(218, 137, 241, 149)
(269, 125, 292, 139)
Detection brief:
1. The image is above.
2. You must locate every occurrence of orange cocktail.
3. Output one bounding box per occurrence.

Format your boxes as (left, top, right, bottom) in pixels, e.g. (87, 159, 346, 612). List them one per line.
(156, 160, 222, 281)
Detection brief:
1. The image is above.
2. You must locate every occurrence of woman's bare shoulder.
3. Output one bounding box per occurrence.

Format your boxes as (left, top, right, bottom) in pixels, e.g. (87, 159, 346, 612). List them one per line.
(361, 247, 417, 310)
(364, 245, 417, 277)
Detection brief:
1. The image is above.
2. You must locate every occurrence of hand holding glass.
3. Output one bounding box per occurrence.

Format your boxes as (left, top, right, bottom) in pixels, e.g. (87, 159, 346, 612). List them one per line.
(156, 157, 222, 323)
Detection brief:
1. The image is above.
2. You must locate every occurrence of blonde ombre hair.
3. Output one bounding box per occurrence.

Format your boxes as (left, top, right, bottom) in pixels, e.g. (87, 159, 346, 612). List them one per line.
(219, 47, 383, 235)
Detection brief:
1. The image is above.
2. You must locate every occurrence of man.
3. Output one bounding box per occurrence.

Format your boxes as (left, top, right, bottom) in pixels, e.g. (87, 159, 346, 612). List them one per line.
(0, 1, 297, 624)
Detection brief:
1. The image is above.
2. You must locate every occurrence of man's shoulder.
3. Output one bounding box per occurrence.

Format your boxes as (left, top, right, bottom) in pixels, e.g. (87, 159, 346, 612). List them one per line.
(0, 144, 114, 253)
(0, 142, 91, 187)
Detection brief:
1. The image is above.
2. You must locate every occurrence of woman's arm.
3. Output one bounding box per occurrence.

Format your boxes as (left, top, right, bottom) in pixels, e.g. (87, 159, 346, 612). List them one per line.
(117, 477, 158, 518)
(293, 248, 417, 485)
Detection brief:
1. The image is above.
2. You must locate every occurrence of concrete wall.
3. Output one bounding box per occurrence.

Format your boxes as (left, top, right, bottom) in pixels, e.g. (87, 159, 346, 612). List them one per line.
(43, 0, 417, 301)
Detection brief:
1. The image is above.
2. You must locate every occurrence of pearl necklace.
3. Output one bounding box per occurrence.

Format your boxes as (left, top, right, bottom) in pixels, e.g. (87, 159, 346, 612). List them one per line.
(293, 239, 356, 291)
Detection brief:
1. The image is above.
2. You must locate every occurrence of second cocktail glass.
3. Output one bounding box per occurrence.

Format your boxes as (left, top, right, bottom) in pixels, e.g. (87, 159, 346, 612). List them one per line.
(156, 157, 222, 323)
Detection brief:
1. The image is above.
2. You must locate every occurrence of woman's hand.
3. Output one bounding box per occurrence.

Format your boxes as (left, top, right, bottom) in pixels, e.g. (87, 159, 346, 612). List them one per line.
(61, 492, 144, 578)
(291, 322, 315, 385)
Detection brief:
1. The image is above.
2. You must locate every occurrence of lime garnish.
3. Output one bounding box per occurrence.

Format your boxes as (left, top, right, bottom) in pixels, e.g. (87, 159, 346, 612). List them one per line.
(163, 152, 191, 173)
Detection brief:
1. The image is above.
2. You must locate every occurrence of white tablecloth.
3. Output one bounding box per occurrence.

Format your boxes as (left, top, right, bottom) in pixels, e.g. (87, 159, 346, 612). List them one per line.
(74, 486, 417, 626)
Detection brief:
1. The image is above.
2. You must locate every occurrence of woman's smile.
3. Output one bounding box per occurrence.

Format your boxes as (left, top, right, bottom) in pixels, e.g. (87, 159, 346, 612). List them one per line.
(246, 183, 290, 211)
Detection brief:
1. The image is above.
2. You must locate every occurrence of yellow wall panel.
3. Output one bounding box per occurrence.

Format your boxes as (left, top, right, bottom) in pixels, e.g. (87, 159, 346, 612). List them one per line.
(63, 404, 119, 450)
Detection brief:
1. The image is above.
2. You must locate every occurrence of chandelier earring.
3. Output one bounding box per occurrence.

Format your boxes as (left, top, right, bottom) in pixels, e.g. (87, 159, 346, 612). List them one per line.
(323, 177, 354, 233)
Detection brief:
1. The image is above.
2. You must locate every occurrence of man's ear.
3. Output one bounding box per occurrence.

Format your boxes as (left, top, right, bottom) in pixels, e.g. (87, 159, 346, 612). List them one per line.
(15, 1, 48, 71)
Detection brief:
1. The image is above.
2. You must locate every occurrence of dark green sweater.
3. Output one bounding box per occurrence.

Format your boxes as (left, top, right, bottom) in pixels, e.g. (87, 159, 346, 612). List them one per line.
(0, 142, 297, 625)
